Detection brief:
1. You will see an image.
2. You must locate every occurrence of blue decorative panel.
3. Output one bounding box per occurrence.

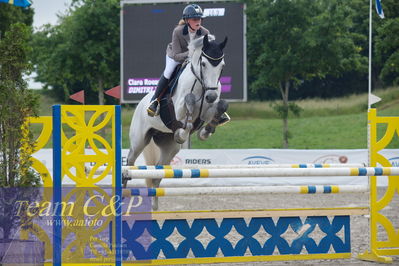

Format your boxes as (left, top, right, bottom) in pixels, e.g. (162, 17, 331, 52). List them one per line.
(121, 215, 350, 261)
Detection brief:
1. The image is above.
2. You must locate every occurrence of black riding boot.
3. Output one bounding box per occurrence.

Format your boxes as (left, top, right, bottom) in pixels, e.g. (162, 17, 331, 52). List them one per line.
(147, 75, 169, 117)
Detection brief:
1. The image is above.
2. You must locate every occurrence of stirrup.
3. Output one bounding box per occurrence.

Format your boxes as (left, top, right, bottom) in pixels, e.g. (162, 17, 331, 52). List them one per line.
(218, 112, 230, 126)
(147, 100, 160, 117)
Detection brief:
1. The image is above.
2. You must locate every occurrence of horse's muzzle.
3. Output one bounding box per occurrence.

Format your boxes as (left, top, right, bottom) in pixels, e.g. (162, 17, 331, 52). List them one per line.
(205, 90, 218, 103)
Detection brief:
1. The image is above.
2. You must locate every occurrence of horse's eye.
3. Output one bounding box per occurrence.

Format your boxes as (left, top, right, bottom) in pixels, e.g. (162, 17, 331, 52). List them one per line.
(201, 62, 206, 67)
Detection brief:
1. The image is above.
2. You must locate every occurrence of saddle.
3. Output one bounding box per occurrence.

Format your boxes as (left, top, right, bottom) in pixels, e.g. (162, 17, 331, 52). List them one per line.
(164, 62, 186, 99)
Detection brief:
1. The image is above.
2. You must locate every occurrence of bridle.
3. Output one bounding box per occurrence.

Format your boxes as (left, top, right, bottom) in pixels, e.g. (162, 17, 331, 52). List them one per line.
(187, 48, 224, 131)
(190, 50, 224, 94)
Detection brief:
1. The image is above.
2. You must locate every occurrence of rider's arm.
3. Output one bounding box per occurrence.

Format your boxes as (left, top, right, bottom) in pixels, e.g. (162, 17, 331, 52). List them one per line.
(169, 26, 188, 63)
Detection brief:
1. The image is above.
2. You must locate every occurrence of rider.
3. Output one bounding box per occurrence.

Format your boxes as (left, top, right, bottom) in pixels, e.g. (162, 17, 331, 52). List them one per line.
(147, 4, 230, 125)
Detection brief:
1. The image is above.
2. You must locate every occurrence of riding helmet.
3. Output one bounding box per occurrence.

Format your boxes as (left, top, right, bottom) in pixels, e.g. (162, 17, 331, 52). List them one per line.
(182, 4, 204, 19)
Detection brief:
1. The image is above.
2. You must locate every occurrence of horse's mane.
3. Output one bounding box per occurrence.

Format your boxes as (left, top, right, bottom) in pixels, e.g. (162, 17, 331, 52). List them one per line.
(188, 34, 216, 59)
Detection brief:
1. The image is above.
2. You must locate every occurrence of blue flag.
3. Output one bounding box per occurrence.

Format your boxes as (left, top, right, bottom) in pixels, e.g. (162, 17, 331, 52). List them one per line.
(375, 0, 385, 19)
(0, 0, 31, 7)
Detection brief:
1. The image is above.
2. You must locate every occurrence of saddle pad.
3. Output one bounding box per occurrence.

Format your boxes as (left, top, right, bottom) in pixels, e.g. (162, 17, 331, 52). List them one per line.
(161, 63, 188, 100)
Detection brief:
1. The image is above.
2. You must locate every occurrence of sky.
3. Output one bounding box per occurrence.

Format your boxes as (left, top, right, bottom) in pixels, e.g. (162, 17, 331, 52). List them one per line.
(32, 0, 71, 29)
(28, 0, 72, 88)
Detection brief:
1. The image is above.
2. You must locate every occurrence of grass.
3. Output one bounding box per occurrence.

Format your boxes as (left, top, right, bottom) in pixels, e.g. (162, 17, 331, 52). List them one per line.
(32, 90, 63, 116)
(31, 87, 399, 149)
(190, 113, 369, 149)
(190, 87, 399, 149)
(228, 87, 399, 119)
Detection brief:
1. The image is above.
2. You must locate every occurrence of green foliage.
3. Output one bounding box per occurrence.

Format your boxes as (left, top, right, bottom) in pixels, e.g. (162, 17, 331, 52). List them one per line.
(0, 23, 41, 241)
(375, 0, 399, 86)
(0, 23, 40, 187)
(245, 0, 372, 100)
(245, 0, 368, 147)
(0, 2, 33, 36)
(28, 0, 397, 103)
(31, 0, 120, 104)
(272, 101, 303, 119)
(247, 0, 366, 92)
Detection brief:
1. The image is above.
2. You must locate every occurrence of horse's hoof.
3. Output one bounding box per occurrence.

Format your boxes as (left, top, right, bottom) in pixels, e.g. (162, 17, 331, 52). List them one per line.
(175, 135, 185, 144)
(198, 128, 211, 141)
(174, 129, 186, 144)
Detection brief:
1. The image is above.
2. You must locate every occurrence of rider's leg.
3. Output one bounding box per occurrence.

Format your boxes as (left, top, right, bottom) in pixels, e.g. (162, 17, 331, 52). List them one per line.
(147, 75, 169, 116)
(147, 56, 180, 117)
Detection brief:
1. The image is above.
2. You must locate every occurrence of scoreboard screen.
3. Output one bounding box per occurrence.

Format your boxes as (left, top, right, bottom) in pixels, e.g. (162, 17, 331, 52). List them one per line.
(121, 1, 246, 103)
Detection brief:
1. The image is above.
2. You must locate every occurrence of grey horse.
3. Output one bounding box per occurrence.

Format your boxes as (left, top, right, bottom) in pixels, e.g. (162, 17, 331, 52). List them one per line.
(126, 35, 228, 210)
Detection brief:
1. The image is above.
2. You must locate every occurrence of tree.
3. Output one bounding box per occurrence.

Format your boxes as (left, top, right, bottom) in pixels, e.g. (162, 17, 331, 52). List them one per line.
(0, 2, 33, 37)
(375, 0, 399, 86)
(30, 23, 78, 101)
(0, 23, 40, 240)
(31, 0, 120, 104)
(294, 0, 369, 99)
(246, 0, 366, 147)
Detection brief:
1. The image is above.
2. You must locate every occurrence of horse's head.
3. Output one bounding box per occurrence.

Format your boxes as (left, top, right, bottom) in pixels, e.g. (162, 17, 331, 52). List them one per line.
(189, 34, 228, 103)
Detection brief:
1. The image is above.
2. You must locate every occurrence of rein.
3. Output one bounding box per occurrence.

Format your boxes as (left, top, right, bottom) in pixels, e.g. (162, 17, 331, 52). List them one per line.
(188, 51, 223, 131)
(189, 72, 205, 128)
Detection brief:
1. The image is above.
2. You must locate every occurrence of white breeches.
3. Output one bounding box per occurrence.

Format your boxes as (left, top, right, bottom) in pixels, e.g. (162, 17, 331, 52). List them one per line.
(163, 55, 180, 79)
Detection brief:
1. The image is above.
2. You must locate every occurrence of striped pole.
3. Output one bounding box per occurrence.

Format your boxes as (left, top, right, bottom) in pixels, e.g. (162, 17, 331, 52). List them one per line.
(86, 163, 366, 175)
(122, 163, 366, 169)
(124, 167, 399, 179)
(122, 185, 368, 197)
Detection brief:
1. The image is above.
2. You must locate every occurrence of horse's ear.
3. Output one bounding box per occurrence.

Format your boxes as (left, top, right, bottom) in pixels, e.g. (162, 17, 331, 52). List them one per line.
(219, 36, 228, 50)
(203, 34, 210, 49)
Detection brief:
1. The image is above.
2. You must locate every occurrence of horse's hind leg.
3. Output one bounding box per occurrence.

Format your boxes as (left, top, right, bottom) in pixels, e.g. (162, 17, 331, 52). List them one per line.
(124, 130, 152, 187)
(151, 133, 181, 210)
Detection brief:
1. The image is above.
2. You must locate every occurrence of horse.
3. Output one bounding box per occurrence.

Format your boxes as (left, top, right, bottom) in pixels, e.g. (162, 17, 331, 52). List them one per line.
(126, 35, 228, 210)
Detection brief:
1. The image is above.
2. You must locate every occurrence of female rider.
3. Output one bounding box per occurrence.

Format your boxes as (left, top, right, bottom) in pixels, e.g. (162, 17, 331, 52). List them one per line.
(147, 4, 229, 125)
(147, 4, 209, 116)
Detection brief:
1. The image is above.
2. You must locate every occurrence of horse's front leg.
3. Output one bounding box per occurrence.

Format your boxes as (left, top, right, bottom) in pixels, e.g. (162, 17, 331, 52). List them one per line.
(198, 99, 229, 141)
(174, 93, 195, 144)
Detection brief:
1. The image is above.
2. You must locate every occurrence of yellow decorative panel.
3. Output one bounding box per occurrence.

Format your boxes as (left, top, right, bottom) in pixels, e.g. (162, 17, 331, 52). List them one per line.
(359, 108, 399, 263)
(21, 117, 53, 260)
(60, 106, 115, 187)
(58, 105, 119, 264)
